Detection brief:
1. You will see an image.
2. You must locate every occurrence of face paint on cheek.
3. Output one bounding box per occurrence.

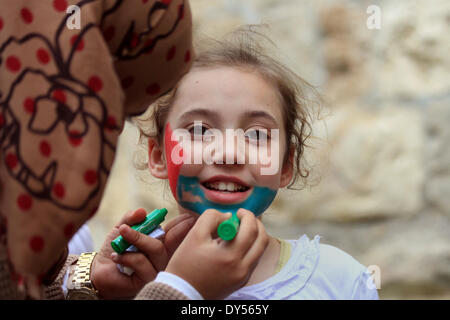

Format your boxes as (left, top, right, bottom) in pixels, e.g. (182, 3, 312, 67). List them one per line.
(164, 123, 183, 200)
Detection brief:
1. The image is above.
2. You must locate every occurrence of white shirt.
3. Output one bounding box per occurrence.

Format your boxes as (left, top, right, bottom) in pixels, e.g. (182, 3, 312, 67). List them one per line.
(225, 234, 379, 300)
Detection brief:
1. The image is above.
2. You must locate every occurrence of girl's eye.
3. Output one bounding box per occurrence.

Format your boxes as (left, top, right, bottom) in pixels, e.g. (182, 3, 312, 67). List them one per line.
(188, 125, 209, 138)
(245, 129, 269, 141)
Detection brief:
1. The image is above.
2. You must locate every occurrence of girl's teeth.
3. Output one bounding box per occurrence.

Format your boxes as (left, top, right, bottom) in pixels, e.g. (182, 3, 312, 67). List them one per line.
(218, 182, 227, 191)
(204, 181, 248, 192)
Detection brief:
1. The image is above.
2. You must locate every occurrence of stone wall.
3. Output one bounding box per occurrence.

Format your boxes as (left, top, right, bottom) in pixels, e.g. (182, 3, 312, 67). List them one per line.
(88, 0, 450, 299)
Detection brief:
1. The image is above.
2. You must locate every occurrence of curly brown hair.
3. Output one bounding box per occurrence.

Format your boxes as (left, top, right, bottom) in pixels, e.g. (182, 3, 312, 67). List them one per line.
(133, 26, 322, 190)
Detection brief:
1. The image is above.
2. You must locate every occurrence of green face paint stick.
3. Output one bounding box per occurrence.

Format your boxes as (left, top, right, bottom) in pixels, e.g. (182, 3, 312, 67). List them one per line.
(111, 208, 168, 254)
(217, 214, 240, 241)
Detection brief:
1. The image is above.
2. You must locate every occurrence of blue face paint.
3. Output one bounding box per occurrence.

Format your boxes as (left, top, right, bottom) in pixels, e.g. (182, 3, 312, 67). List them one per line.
(176, 175, 277, 217)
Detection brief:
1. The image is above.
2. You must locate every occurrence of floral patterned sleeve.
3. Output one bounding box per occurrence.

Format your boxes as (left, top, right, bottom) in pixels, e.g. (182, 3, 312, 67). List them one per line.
(0, 0, 192, 298)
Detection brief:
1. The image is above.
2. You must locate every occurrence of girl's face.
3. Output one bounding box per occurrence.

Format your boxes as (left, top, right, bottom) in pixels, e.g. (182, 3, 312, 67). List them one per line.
(148, 66, 293, 217)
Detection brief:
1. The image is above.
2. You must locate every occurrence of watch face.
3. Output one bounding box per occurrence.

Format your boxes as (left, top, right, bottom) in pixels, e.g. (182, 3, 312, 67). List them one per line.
(67, 288, 99, 300)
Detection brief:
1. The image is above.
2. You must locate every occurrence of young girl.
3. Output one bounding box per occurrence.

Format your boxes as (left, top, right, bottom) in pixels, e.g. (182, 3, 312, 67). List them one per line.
(134, 29, 379, 300)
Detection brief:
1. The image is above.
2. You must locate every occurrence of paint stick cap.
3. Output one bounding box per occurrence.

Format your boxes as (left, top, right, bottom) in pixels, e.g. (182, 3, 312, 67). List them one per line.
(217, 215, 240, 241)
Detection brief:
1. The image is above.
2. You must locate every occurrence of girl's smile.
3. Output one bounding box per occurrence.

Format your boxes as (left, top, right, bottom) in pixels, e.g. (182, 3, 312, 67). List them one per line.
(199, 175, 252, 204)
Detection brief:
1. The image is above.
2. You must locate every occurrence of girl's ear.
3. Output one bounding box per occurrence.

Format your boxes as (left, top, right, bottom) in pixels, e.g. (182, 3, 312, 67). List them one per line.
(148, 138, 168, 179)
(279, 146, 294, 188)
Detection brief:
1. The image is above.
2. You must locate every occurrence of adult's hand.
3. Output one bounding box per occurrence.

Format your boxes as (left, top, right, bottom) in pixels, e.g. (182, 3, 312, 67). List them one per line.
(166, 208, 269, 300)
(90, 208, 195, 299)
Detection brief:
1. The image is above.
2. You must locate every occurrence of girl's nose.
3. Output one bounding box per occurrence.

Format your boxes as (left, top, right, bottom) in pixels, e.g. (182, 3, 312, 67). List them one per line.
(210, 129, 246, 165)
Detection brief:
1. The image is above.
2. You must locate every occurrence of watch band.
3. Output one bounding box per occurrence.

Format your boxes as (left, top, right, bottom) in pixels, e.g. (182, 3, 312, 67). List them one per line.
(69, 252, 98, 295)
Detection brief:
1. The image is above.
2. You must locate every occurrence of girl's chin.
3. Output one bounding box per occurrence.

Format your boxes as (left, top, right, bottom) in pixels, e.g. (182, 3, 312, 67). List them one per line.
(200, 184, 252, 205)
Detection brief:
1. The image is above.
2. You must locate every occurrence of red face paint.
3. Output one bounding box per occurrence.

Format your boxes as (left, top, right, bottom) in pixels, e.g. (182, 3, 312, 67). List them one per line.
(164, 123, 183, 200)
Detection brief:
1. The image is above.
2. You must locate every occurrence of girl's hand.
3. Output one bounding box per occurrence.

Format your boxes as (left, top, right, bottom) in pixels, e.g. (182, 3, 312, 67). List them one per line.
(90, 208, 195, 299)
(166, 208, 269, 300)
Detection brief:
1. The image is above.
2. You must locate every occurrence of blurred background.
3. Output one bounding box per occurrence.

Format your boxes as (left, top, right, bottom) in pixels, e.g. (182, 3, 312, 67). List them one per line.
(88, 0, 450, 299)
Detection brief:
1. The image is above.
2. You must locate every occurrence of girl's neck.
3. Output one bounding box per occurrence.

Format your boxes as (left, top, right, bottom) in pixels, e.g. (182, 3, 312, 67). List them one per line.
(244, 235, 280, 287)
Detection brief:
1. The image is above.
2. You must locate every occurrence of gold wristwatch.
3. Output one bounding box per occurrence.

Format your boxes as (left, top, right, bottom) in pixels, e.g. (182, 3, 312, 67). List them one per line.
(67, 252, 99, 300)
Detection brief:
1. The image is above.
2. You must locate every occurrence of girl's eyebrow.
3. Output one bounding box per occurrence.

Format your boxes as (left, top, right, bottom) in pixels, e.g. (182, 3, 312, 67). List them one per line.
(179, 108, 279, 127)
(242, 110, 278, 126)
(179, 108, 219, 122)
